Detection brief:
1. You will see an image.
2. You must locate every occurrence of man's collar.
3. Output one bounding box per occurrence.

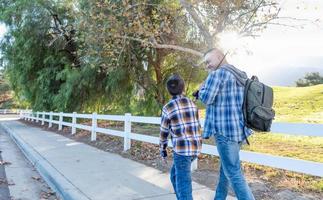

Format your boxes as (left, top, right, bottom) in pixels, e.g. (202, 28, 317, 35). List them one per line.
(210, 63, 231, 72)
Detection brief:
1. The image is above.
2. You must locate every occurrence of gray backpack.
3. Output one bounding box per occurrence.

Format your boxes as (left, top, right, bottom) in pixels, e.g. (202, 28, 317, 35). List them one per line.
(243, 76, 275, 132)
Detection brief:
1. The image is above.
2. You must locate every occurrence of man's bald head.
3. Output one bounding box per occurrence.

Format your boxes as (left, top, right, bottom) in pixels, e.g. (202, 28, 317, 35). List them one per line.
(203, 48, 228, 71)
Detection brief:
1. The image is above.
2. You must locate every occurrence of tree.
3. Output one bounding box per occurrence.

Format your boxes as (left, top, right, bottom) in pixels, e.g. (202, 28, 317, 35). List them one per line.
(77, 0, 281, 114)
(296, 72, 323, 87)
(1, 0, 285, 115)
(0, 0, 84, 112)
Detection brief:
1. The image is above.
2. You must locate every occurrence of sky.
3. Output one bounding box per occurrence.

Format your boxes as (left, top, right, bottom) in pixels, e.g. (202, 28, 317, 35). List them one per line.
(220, 0, 323, 86)
(0, 0, 323, 86)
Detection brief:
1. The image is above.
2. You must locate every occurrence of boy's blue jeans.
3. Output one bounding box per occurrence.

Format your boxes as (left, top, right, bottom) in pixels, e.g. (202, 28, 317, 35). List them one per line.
(170, 152, 196, 200)
(215, 134, 255, 200)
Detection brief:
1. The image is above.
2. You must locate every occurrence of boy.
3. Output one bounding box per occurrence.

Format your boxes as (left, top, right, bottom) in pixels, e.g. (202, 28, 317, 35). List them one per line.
(159, 74, 202, 200)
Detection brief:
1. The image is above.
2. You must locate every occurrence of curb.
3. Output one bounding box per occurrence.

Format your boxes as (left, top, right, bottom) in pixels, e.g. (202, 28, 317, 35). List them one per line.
(0, 122, 90, 200)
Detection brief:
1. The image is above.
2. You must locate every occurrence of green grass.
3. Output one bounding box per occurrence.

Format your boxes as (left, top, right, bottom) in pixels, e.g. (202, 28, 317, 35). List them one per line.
(243, 133, 323, 163)
(273, 84, 323, 123)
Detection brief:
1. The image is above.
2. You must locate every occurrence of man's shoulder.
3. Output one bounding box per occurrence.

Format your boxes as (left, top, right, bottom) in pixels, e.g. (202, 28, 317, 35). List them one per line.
(210, 67, 231, 77)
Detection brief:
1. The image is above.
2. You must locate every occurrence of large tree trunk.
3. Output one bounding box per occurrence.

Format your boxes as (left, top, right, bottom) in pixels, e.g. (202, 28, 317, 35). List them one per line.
(148, 49, 167, 106)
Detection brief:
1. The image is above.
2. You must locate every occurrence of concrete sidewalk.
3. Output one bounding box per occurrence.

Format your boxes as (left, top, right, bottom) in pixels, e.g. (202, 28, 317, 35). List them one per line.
(0, 120, 236, 200)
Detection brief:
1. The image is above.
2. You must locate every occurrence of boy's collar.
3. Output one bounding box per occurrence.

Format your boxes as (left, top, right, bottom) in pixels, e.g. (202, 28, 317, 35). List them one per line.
(172, 94, 184, 99)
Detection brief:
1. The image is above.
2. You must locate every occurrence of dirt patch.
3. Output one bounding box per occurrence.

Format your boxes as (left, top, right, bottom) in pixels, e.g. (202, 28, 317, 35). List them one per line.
(21, 120, 322, 200)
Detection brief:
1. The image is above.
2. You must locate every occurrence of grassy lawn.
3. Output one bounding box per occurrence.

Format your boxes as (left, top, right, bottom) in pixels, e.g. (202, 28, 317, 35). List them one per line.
(244, 133, 323, 163)
(273, 84, 323, 123)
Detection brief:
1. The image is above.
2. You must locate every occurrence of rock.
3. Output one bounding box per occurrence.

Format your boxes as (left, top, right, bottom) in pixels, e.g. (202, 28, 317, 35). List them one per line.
(250, 181, 269, 193)
(275, 190, 314, 200)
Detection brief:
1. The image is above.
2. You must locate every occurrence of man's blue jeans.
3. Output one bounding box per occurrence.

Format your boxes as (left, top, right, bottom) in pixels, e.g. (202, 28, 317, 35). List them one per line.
(170, 152, 196, 200)
(215, 135, 255, 200)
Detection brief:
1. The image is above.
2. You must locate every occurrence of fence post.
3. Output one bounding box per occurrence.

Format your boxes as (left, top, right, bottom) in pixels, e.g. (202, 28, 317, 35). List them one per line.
(72, 112, 76, 135)
(124, 113, 132, 151)
(19, 110, 23, 119)
(58, 112, 63, 131)
(36, 112, 39, 123)
(91, 112, 97, 141)
(191, 158, 198, 171)
(41, 112, 45, 125)
(49, 111, 53, 128)
(4, 109, 6, 115)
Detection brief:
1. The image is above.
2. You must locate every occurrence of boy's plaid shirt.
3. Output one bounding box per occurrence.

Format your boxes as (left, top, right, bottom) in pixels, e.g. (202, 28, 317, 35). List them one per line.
(159, 95, 202, 156)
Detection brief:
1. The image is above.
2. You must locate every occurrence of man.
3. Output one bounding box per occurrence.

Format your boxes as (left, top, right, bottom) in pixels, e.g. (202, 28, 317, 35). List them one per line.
(197, 48, 255, 200)
(159, 74, 202, 200)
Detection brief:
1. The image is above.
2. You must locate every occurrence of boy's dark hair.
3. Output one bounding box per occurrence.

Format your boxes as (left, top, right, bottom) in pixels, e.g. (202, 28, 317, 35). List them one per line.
(166, 74, 185, 96)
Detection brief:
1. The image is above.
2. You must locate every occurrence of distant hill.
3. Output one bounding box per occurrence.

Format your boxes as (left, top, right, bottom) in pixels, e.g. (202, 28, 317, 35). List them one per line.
(273, 84, 323, 123)
(257, 67, 323, 87)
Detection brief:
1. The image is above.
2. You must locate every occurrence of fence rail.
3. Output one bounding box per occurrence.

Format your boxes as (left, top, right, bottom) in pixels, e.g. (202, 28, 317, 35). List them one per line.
(19, 110, 323, 177)
(0, 109, 21, 114)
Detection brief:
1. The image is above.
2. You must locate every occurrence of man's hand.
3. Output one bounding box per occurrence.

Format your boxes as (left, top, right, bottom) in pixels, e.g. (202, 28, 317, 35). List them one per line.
(198, 82, 205, 90)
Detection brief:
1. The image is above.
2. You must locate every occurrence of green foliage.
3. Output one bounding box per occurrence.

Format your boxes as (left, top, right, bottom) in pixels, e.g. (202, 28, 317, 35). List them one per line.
(0, 0, 283, 115)
(296, 72, 323, 87)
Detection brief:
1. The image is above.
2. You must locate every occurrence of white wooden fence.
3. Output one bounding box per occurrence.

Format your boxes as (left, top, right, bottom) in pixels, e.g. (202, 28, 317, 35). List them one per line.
(0, 109, 21, 114)
(19, 110, 323, 177)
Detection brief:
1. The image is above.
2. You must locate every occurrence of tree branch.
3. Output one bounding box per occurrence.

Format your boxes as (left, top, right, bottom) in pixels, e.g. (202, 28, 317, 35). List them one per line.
(239, 0, 265, 34)
(179, 0, 214, 48)
(112, 35, 203, 57)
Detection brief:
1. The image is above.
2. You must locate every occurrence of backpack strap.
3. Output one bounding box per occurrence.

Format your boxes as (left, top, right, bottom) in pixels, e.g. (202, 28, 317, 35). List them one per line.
(243, 79, 253, 125)
(243, 79, 253, 145)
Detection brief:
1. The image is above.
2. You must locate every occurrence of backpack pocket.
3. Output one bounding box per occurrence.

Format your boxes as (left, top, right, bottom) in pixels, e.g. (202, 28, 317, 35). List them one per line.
(250, 106, 275, 131)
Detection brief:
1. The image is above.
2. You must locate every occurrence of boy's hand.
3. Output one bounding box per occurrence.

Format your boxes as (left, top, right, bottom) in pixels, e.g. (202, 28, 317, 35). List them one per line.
(192, 90, 199, 100)
(162, 157, 168, 165)
(160, 150, 168, 164)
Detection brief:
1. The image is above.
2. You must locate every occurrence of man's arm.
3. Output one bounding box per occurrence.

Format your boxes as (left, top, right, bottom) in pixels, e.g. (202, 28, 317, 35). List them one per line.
(199, 68, 228, 105)
(159, 107, 170, 157)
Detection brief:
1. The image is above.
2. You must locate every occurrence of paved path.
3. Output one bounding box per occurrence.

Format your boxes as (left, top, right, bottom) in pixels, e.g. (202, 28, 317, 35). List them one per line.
(0, 120, 236, 200)
(0, 120, 58, 200)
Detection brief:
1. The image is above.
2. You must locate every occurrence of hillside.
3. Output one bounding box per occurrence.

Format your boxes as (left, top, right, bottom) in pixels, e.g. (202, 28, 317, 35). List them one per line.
(273, 84, 323, 123)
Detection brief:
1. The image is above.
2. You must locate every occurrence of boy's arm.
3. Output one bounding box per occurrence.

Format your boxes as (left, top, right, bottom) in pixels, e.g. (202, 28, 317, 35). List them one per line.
(199, 69, 228, 105)
(159, 107, 170, 157)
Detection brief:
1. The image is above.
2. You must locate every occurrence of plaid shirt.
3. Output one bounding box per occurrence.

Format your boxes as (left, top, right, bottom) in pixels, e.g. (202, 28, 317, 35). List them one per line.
(199, 67, 252, 142)
(160, 95, 202, 156)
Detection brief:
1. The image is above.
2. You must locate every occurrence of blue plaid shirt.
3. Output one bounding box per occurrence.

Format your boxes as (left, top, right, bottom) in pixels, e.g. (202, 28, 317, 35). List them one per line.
(199, 66, 252, 142)
(160, 95, 202, 156)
